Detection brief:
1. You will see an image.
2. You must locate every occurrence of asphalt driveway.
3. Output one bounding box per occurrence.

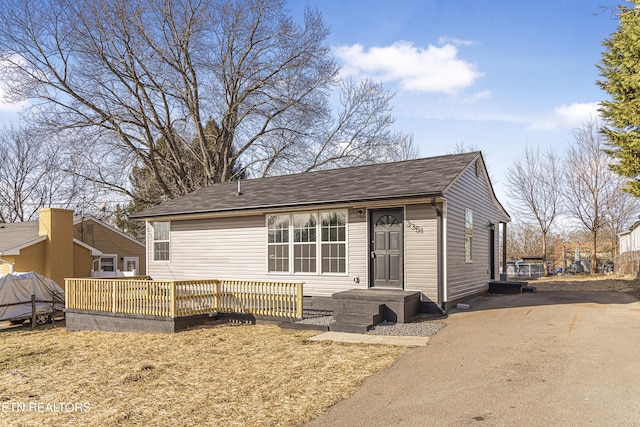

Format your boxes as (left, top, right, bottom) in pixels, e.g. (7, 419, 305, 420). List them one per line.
(305, 290, 640, 426)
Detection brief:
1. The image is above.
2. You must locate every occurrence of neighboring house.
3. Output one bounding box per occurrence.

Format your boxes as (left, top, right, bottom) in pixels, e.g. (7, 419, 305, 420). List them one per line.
(73, 216, 146, 277)
(0, 208, 145, 287)
(133, 152, 510, 310)
(618, 222, 640, 275)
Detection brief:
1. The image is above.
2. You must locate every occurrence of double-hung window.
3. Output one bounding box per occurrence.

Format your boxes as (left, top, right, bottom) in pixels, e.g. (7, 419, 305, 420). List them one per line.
(465, 209, 473, 262)
(153, 221, 170, 261)
(293, 213, 317, 273)
(267, 210, 347, 274)
(268, 215, 290, 272)
(321, 211, 346, 273)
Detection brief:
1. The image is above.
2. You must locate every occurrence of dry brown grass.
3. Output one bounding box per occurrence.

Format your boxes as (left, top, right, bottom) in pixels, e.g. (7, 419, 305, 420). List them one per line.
(528, 274, 640, 294)
(0, 323, 406, 427)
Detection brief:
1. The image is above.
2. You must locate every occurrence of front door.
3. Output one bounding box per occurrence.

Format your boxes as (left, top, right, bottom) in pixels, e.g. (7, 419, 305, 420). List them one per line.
(370, 209, 404, 288)
(123, 257, 139, 276)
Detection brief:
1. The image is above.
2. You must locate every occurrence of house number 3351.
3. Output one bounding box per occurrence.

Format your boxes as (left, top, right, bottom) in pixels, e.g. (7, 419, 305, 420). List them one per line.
(406, 220, 423, 234)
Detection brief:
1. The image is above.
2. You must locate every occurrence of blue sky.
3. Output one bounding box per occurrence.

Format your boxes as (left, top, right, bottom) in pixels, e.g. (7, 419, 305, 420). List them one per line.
(288, 0, 627, 203)
(0, 1, 626, 206)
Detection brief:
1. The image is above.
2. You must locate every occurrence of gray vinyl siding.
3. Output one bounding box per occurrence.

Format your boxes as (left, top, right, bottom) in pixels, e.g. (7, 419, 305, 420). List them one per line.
(147, 208, 368, 297)
(620, 224, 640, 254)
(404, 204, 438, 301)
(444, 161, 508, 302)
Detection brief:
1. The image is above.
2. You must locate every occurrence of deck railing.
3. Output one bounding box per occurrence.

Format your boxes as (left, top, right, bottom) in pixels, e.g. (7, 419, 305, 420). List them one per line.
(65, 278, 304, 319)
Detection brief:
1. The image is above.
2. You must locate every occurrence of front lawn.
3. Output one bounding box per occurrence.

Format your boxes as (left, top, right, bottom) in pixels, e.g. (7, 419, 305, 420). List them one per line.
(0, 323, 406, 426)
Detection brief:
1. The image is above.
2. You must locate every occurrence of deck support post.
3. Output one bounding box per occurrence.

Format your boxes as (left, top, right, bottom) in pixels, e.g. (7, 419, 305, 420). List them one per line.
(169, 282, 177, 318)
(296, 283, 304, 319)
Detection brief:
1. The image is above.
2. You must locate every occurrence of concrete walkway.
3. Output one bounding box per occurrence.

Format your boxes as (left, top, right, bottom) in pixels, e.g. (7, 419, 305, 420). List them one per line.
(308, 331, 429, 347)
(305, 290, 640, 426)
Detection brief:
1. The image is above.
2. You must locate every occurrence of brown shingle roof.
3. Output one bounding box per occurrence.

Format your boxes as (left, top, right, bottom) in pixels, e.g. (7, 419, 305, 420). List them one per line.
(133, 152, 480, 219)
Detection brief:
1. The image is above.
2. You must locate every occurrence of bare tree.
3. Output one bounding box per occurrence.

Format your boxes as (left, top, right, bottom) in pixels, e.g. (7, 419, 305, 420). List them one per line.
(0, 127, 83, 222)
(507, 221, 545, 261)
(0, 0, 412, 205)
(450, 143, 480, 154)
(506, 146, 562, 275)
(564, 120, 632, 273)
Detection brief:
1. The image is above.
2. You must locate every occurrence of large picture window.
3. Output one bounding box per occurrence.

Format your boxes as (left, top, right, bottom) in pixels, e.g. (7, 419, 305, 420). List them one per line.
(153, 221, 170, 261)
(267, 210, 347, 274)
(268, 215, 290, 272)
(465, 209, 473, 262)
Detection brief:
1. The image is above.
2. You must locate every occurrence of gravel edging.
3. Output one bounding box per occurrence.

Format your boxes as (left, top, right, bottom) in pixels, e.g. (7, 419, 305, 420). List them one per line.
(293, 310, 446, 337)
(366, 321, 445, 337)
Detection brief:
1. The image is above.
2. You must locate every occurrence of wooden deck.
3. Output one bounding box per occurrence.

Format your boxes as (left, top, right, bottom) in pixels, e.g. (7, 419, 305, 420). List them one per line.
(65, 278, 304, 319)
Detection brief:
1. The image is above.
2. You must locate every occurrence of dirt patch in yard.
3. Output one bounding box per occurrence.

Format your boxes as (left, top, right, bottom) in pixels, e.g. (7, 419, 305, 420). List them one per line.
(0, 323, 406, 427)
(526, 274, 640, 294)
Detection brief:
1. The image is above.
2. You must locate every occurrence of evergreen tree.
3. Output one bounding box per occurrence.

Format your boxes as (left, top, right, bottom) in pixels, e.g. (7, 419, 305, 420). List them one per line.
(598, 2, 640, 196)
(114, 120, 245, 239)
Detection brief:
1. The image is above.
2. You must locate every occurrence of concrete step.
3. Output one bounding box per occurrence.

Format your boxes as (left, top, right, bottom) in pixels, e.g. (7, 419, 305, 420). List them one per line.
(329, 321, 371, 334)
(488, 281, 526, 294)
(333, 312, 382, 325)
(332, 300, 385, 313)
(331, 290, 421, 323)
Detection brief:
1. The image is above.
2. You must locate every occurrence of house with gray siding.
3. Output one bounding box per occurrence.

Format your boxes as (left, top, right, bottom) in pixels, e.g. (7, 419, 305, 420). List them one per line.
(618, 222, 640, 275)
(133, 152, 510, 311)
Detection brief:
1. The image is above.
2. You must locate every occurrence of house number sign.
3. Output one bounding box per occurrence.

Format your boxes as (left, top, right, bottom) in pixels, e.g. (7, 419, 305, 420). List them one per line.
(406, 220, 423, 234)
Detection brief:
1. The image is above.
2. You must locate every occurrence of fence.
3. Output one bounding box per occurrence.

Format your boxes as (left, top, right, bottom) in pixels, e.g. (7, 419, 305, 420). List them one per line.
(65, 278, 304, 319)
(505, 263, 545, 279)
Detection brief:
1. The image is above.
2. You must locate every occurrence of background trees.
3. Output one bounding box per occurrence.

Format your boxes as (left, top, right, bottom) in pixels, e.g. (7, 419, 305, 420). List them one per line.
(505, 146, 561, 275)
(0, 127, 85, 222)
(506, 120, 639, 274)
(0, 0, 413, 218)
(564, 120, 636, 273)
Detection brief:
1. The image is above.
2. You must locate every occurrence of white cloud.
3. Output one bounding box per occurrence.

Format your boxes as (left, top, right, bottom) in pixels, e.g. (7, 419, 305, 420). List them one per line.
(461, 90, 491, 104)
(529, 102, 601, 131)
(555, 102, 601, 126)
(333, 41, 483, 93)
(437, 36, 476, 47)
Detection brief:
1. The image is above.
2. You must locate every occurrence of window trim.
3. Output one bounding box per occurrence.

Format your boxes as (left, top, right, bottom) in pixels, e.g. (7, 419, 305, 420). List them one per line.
(152, 221, 171, 262)
(267, 214, 290, 273)
(465, 209, 473, 263)
(99, 254, 117, 272)
(320, 211, 347, 275)
(292, 212, 318, 274)
(266, 210, 348, 276)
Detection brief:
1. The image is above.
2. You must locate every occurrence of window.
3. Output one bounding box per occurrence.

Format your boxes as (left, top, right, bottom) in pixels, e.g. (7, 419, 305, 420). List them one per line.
(99, 256, 115, 272)
(321, 211, 346, 273)
(153, 221, 170, 261)
(293, 213, 317, 273)
(465, 209, 473, 262)
(266, 210, 347, 275)
(268, 215, 290, 272)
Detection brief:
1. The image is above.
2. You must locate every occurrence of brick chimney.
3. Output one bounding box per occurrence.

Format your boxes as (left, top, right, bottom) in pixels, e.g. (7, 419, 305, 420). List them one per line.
(38, 208, 74, 287)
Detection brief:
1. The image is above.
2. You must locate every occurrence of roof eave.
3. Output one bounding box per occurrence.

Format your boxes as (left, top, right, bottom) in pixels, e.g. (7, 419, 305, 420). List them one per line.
(73, 238, 103, 256)
(0, 235, 47, 256)
(131, 192, 444, 221)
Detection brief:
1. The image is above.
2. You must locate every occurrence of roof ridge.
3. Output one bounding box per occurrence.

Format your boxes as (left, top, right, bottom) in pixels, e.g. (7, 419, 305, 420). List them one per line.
(133, 152, 482, 219)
